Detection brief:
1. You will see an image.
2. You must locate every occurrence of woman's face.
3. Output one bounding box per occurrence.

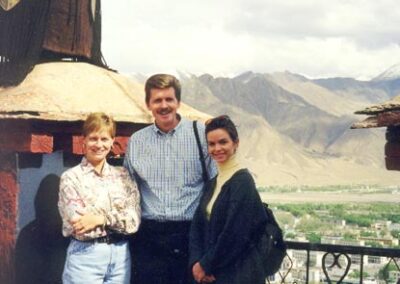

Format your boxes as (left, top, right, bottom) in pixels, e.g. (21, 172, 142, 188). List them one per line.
(207, 128, 238, 164)
(83, 129, 114, 166)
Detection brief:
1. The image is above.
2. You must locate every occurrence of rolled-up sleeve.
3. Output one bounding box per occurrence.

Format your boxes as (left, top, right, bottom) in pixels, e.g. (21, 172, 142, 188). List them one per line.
(58, 172, 86, 237)
(105, 168, 141, 234)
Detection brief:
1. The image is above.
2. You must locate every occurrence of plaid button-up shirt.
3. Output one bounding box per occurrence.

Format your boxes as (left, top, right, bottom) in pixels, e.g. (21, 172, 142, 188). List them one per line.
(124, 117, 216, 221)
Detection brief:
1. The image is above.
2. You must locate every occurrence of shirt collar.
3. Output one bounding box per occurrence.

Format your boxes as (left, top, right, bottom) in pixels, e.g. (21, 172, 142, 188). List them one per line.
(80, 157, 112, 177)
(151, 114, 184, 135)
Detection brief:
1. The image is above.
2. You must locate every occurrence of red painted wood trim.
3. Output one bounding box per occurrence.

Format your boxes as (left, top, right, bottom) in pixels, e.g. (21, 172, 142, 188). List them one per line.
(30, 134, 53, 153)
(72, 135, 85, 155)
(377, 111, 400, 127)
(111, 137, 129, 156)
(0, 132, 53, 153)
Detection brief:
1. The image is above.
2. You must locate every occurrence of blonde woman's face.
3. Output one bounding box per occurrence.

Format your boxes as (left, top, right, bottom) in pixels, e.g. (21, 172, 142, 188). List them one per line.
(83, 129, 114, 166)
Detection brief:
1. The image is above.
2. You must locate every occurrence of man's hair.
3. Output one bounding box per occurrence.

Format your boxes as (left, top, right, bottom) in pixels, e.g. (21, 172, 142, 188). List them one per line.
(205, 115, 239, 143)
(145, 74, 181, 104)
(82, 112, 116, 138)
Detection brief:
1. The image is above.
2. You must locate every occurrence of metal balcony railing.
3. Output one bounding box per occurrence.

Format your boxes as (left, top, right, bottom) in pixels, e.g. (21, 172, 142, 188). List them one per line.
(272, 241, 400, 284)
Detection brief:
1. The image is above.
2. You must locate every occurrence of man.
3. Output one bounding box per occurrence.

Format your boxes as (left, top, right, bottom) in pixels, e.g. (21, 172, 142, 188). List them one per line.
(124, 74, 216, 284)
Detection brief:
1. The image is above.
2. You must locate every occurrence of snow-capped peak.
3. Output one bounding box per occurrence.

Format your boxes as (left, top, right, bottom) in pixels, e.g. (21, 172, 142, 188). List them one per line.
(372, 63, 400, 81)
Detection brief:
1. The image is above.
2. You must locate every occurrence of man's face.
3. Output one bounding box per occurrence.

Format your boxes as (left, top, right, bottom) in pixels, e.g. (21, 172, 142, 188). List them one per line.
(147, 87, 180, 132)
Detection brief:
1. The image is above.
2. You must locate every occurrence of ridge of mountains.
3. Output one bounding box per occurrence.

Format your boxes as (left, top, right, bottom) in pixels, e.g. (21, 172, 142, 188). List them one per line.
(130, 65, 400, 186)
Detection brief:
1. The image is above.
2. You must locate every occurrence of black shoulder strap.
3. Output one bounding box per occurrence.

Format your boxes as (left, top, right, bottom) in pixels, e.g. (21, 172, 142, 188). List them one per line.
(193, 120, 210, 182)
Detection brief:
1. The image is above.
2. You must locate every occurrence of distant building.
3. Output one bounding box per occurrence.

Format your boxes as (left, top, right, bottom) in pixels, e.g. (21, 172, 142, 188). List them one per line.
(359, 236, 399, 247)
(321, 236, 365, 247)
(367, 255, 384, 265)
(371, 220, 392, 231)
(389, 223, 400, 231)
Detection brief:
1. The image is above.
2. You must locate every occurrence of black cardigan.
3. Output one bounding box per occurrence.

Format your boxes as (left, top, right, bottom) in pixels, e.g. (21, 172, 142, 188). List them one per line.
(189, 169, 267, 282)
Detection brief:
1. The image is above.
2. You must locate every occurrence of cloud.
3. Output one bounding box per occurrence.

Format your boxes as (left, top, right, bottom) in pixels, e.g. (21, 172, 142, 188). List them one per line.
(101, 0, 400, 79)
(226, 0, 400, 46)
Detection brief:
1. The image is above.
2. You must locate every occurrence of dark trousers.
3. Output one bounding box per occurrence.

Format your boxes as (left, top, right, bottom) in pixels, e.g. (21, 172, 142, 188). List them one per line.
(130, 219, 192, 284)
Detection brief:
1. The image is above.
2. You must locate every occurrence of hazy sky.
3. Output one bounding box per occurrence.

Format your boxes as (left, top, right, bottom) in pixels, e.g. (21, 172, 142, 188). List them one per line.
(102, 0, 400, 80)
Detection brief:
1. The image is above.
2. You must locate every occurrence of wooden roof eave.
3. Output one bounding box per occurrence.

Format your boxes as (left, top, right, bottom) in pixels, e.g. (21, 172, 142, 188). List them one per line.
(0, 110, 152, 124)
(0, 62, 212, 124)
(351, 110, 400, 129)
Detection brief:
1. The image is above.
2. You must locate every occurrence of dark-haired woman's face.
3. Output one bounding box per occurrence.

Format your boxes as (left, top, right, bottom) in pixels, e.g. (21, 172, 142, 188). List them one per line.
(207, 128, 238, 164)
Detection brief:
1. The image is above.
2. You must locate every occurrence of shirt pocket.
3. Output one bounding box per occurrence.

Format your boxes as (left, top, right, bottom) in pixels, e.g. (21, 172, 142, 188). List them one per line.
(182, 157, 202, 186)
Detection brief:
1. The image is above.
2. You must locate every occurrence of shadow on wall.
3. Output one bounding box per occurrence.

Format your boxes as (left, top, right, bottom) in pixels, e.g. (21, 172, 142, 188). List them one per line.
(15, 174, 69, 284)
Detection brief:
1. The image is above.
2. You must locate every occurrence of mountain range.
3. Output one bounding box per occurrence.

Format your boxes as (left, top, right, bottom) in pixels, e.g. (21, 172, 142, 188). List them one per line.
(131, 65, 400, 186)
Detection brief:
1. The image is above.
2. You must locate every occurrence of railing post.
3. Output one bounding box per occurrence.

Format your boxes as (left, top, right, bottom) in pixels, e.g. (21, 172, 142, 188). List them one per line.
(359, 254, 364, 284)
(306, 249, 310, 284)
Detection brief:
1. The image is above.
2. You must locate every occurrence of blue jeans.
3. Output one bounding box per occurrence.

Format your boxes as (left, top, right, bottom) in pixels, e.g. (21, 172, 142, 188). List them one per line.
(63, 239, 131, 284)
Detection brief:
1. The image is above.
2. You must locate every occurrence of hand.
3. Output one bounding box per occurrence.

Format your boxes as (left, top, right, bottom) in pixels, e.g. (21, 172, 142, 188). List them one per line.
(202, 275, 216, 283)
(192, 262, 206, 283)
(70, 211, 104, 236)
(192, 262, 216, 283)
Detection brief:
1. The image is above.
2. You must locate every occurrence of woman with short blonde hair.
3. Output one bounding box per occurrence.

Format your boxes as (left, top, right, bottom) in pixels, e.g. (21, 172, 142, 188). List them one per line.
(59, 112, 141, 284)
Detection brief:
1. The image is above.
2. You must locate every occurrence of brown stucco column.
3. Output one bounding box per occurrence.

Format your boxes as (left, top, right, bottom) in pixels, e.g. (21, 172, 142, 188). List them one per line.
(0, 153, 18, 284)
(385, 126, 400, 170)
